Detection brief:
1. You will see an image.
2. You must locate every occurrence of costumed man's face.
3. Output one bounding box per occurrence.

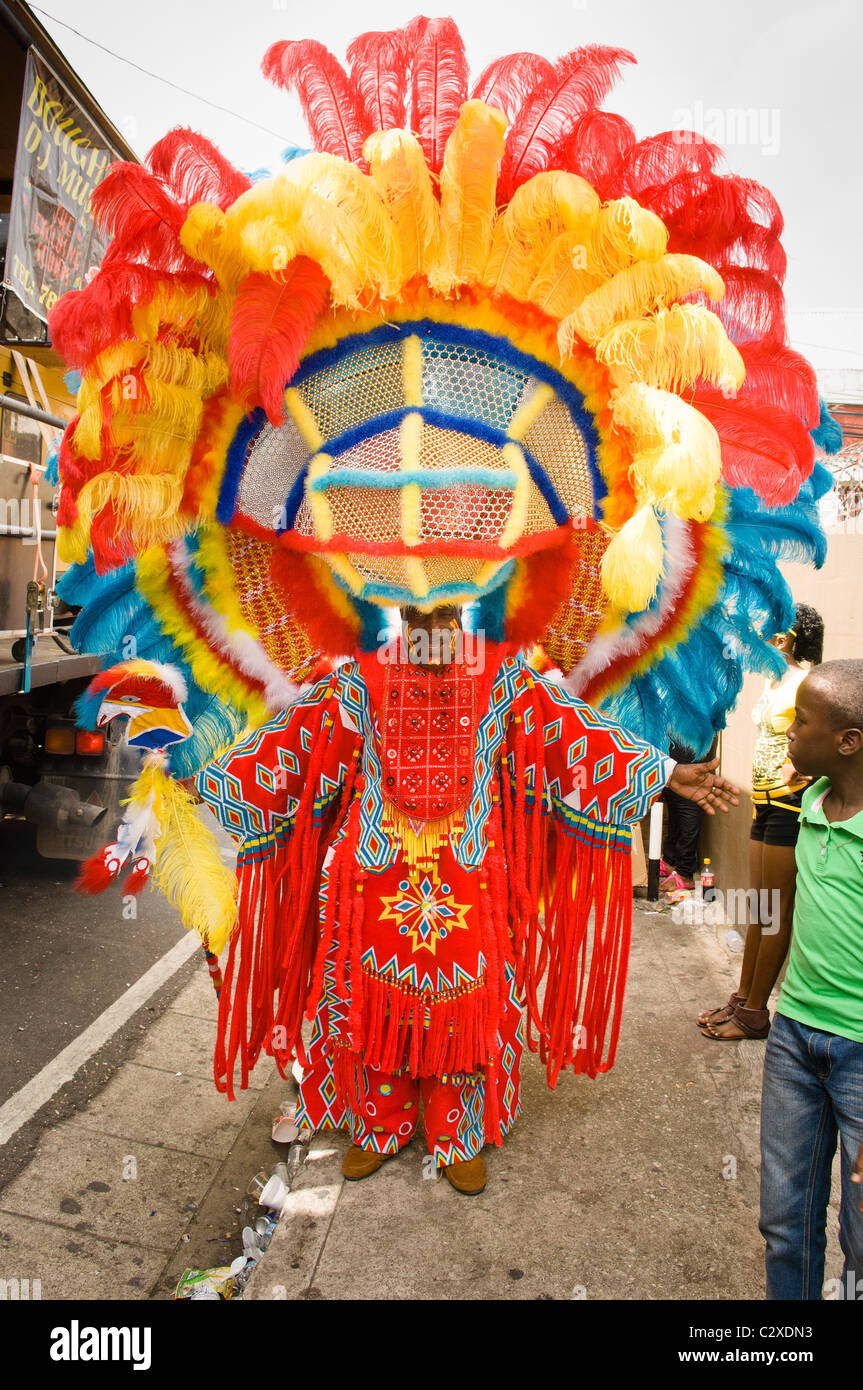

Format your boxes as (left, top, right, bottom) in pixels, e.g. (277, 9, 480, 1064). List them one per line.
(401, 606, 462, 668)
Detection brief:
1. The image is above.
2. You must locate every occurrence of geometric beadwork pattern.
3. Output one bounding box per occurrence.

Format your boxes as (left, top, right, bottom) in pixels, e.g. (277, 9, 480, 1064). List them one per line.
(532, 675, 669, 825)
(379, 661, 477, 821)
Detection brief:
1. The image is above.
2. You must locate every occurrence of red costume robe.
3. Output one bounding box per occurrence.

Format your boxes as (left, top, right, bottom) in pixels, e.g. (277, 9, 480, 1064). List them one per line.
(198, 643, 669, 1163)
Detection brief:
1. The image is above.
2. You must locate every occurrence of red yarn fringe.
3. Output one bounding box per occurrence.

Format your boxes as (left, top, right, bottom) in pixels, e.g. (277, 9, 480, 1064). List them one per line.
(214, 680, 353, 1098)
(506, 671, 634, 1084)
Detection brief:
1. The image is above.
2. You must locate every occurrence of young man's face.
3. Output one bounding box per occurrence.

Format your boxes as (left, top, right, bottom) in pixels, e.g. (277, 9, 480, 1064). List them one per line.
(786, 677, 845, 778)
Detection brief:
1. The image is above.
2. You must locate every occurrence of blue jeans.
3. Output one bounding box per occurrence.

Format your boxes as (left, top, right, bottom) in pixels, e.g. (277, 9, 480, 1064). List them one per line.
(760, 1011, 863, 1300)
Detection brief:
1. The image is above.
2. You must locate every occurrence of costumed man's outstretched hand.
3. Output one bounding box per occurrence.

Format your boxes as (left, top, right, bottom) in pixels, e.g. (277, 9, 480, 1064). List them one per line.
(668, 757, 740, 815)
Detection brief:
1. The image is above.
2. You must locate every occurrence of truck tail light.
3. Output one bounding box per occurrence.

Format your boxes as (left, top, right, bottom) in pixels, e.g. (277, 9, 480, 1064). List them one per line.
(45, 726, 76, 755)
(75, 730, 105, 756)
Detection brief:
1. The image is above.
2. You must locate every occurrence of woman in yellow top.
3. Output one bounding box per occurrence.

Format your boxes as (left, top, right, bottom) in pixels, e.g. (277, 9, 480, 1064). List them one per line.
(698, 603, 824, 1040)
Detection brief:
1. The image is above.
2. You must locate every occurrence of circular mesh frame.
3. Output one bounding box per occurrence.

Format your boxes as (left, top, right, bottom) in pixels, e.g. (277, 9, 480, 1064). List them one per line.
(228, 324, 602, 608)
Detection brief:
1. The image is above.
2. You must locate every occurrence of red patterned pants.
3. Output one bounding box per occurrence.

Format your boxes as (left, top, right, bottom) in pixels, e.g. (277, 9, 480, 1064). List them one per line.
(348, 1063, 487, 1168)
(295, 965, 525, 1165)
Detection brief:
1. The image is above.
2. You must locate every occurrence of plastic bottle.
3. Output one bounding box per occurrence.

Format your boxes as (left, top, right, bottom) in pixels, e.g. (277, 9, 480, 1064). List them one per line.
(700, 857, 716, 904)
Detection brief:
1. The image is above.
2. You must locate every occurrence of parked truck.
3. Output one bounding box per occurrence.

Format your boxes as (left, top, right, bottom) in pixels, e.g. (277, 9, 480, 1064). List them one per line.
(0, 0, 140, 859)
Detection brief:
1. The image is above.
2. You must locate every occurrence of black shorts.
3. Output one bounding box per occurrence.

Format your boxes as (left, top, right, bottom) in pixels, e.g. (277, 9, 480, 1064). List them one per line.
(750, 787, 805, 847)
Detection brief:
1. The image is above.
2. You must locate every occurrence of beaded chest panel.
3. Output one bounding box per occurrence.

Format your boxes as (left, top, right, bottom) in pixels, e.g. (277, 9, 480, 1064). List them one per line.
(380, 662, 478, 823)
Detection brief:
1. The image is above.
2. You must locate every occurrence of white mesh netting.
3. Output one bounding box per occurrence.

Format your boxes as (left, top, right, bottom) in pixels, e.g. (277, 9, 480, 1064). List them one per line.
(236, 412, 307, 528)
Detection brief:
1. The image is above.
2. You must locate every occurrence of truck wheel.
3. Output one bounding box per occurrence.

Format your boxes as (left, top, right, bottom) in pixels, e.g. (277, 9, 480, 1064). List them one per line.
(11, 638, 28, 663)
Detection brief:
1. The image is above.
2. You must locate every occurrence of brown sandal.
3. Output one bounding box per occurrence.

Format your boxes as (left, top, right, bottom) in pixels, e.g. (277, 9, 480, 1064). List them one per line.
(695, 992, 746, 1028)
(700, 1005, 770, 1041)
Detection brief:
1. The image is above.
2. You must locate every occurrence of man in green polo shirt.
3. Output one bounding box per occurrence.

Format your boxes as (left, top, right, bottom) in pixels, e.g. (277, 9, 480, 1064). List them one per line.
(759, 659, 863, 1300)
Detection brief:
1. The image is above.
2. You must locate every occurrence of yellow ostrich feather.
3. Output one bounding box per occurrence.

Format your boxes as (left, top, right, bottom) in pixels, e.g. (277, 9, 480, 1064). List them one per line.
(427, 101, 507, 292)
(57, 517, 90, 565)
(149, 765, 237, 955)
(102, 429, 196, 476)
(81, 344, 226, 409)
(564, 254, 725, 345)
(130, 284, 230, 357)
(590, 198, 668, 278)
(112, 379, 205, 437)
(82, 341, 141, 385)
(364, 129, 442, 283)
(575, 302, 745, 394)
(484, 170, 600, 301)
(600, 503, 665, 611)
(235, 214, 300, 277)
(527, 232, 604, 319)
(76, 474, 187, 542)
(611, 382, 722, 521)
(179, 201, 245, 290)
(223, 171, 303, 245)
(228, 157, 402, 306)
(134, 343, 228, 395)
(73, 394, 106, 458)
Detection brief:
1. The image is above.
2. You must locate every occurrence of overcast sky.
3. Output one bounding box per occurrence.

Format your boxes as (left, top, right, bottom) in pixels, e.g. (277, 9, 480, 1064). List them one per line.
(32, 0, 863, 365)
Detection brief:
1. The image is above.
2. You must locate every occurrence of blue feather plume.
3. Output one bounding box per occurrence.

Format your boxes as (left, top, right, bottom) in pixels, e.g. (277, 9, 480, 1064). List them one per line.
(810, 399, 843, 455)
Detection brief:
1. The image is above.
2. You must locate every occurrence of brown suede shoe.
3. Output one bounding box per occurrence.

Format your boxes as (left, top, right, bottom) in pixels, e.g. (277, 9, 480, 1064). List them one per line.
(341, 1144, 389, 1180)
(443, 1155, 487, 1195)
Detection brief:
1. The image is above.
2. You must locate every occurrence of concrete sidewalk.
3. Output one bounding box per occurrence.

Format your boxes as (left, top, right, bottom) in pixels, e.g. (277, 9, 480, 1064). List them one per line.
(0, 901, 841, 1300)
(246, 903, 842, 1302)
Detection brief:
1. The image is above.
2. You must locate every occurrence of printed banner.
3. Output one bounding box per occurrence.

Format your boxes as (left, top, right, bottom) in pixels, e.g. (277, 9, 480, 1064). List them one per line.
(5, 48, 120, 322)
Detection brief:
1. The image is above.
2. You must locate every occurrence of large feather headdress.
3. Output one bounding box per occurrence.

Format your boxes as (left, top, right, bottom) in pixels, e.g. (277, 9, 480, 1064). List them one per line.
(50, 16, 836, 770)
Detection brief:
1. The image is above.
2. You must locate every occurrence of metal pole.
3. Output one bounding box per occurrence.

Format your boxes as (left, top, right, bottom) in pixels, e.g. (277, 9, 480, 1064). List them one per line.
(0, 393, 68, 431)
(646, 800, 663, 901)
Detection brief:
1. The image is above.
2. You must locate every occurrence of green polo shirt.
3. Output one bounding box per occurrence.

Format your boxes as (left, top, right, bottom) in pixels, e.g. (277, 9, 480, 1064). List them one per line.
(778, 778, 863, 1043)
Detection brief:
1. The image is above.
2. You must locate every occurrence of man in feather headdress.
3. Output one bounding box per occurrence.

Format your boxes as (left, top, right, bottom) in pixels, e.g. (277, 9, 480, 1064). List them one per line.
(195, 603, 737, 1193)
(50, 18, 833, 1196)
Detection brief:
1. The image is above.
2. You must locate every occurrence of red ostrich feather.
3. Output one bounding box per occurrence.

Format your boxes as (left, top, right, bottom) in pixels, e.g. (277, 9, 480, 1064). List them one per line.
(498, 45, 634, 202)
(229, 259, 331, 424)
(736, 343, 820, 429)
(471, 52, 556, 124)
(91, 163, 200, 275)
(346, 28, 409, 133)
(693, 391, 815, 507)
(558, 111, 636, 197)
(146, 128, 251, 211)
(262, 39, 367, 164)
(619, 130, 723, 194)
(410, 16, 469, 174)
(48, 264, 200, 370)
